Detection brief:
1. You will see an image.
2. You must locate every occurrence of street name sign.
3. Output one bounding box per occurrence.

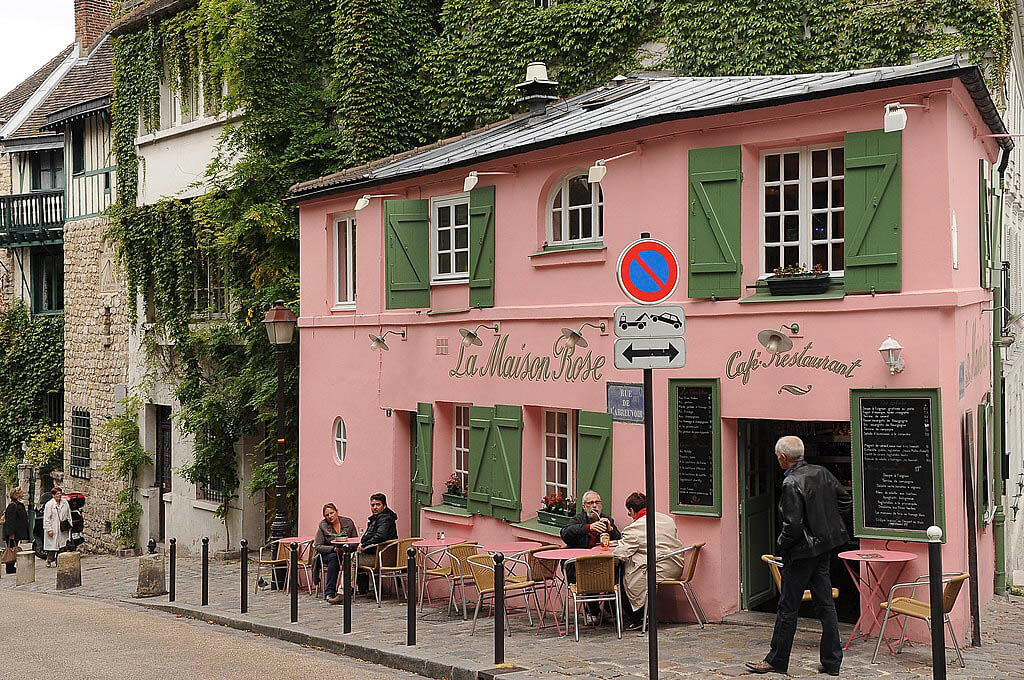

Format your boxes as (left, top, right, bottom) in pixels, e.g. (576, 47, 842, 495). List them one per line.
(614, 337, 686, 370)
(613, 304, 685, 339)
(616, 238, 680, 304)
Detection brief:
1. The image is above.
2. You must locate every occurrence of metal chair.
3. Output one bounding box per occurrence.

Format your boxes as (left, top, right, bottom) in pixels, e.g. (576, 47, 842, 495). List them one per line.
(378, 537, 421, 604)
(253, 539, 288, 593)
(465, 553, 541, 636)
(417, 543, 454, 611)
(357, 538, 398, 606)
(644, 542, 709, 631)
(446, 542, 479, 619)
(525, 544, 563, 624)
(566, 554, 621, 641)
(872, 572, 969, 667)
(761, 553, 839, 604)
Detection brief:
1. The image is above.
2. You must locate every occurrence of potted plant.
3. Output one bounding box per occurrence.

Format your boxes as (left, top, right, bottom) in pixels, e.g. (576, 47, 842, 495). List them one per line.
(441, 473, 467, 507)
(765, 263, 831, 296)
(536, 493, 577, 528)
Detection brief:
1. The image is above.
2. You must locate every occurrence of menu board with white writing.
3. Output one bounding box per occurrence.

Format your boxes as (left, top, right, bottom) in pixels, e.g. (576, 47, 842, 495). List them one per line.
(670, 380, 721, 516)
(853, 390, 944, 541)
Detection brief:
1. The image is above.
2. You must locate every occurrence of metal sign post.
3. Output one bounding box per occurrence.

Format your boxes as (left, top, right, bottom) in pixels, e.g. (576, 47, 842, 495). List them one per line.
(643, 366, 658, 679)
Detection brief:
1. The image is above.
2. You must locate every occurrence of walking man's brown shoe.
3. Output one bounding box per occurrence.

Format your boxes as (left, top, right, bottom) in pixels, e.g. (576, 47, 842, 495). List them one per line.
(745, 661, 786, 674)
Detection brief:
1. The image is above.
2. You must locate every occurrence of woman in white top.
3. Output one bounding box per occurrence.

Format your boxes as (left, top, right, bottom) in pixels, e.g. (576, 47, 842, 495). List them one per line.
(42, 486, 71, 567)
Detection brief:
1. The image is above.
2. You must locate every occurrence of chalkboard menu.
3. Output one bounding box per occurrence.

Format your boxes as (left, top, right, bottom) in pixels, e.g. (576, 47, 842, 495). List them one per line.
(852, 389, 944, 541)
(670, 379, 721, 516)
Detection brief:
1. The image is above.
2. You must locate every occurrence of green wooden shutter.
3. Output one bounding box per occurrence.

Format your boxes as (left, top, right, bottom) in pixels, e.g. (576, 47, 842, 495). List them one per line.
(844, 130, 901, 293)
(413, 403, 434, 508)
(469, 185, 495, 308)
(384, 199, 430, 309)
(687, 145, 742, 299)
(979, 160, 992, 289)
(489, 405, 523, 521)
(576, 410, 613, 506)
(467, 406, 495, 516)
(977, 402, 991, 528)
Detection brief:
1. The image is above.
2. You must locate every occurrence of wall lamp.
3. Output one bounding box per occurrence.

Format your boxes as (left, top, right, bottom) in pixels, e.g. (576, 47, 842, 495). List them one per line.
(756, 324, 800, 354)
(883, 102, 928, 133)
(588, 148, 640, 183)
(355, 193, 404, 211)
(458, 323, 500, 347)
(560, 322, 606, 349)
(878, 335, 905, 374)
(369, 328, 406, 351)
(464, 170, 515, 192)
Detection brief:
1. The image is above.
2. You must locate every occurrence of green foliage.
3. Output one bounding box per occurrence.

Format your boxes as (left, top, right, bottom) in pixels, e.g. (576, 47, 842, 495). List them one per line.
(23, 424, 63, 471)
(101, 394, 152, 547)
(0, 454, 18, 488)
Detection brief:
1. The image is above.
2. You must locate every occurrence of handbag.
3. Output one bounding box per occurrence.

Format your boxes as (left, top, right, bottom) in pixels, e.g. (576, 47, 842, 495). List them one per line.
(1, 546, 16, 565)
(60, 518, 72, 532)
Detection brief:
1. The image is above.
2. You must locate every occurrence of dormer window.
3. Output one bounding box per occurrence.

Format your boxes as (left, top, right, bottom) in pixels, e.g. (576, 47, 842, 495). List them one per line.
(548, 174, 603, 246)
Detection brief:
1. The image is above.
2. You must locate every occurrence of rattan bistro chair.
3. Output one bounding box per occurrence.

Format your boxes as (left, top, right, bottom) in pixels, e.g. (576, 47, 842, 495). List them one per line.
(446, 542, 480, 619)
(643, 542, 709, 632)
(465, 554, 541, 636)
(761, 554, 840, 604)
(526, 545, 563, 620)
(872, 572, 969, 667)
(566, 554, 621, 641)
(417, 543, 455, 611)
(254, 539, 288, 593)
(377, 537, 421, 605)
(357, 538, 397, 606)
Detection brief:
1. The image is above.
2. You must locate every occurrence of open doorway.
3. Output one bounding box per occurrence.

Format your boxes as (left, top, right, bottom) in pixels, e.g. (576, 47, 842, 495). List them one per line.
(739, 419, 858, 624)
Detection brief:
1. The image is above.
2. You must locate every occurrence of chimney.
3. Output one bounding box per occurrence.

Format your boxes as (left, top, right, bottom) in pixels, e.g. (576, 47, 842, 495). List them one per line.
(75, 0, 112, 53)
(516, 62, 558, 116)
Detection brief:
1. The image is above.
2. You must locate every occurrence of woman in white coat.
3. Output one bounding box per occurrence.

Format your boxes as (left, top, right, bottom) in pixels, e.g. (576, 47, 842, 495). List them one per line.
(42, 486, 71, 567)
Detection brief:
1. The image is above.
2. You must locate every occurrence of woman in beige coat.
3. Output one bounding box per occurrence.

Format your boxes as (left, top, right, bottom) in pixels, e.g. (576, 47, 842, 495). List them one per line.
(613, 491, 686, 629)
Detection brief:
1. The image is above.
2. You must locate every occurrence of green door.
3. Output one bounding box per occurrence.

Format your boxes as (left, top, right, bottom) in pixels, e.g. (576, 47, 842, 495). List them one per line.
(409, 406, 434, 538)
(740, 421, 776, 609)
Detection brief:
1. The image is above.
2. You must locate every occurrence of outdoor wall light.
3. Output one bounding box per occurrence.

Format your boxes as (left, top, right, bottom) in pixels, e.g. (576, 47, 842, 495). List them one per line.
(883, 102, 928, 133)
(463, 170, 515, 192)
(369, 328, 406, 351)
(262, 300, 297, 346)
(756, 324, 800, 354)
(458, 323, 500, 347)
(878, 335, 905, 374)
(560, 322, 606, 349)
(354, 193, 404, 211)
(588, 148, 640, 183)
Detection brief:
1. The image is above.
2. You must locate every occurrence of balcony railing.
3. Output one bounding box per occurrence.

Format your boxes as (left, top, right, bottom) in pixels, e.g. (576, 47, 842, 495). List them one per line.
(0, 190, 64, 246)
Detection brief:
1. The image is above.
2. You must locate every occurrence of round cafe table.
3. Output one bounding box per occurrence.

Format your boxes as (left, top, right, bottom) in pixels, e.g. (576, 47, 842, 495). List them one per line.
(330, 536, 362, 546)
(275, 537, 313, 593)
(479, 541, 542, 557)
(838, 549, 917, 652)
(412, 538, 466, 614)
(411, 537, 466, 550)
(533, 546, 617, 634)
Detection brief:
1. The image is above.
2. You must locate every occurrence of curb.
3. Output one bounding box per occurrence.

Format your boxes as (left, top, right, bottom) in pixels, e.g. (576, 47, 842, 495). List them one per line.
(133, 601, 489, 680)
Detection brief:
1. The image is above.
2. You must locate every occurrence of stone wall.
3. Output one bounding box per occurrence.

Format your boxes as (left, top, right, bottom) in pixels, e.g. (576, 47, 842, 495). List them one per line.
(62, 214, 130, 553)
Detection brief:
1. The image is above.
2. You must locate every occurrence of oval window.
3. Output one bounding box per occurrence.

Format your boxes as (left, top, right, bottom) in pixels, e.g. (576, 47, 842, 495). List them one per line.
(333, 417, 347, 465)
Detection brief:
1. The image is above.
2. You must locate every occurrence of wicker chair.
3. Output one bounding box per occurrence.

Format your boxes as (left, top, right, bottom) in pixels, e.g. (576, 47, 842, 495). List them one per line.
(377, 537, 421, 605)
(446, 542, 479, 619)
(566, 554, 621, 641)
(761, 554, 840, 606)
(526, 544, 563, 622)
(417, 543, 454, 611)
(872, 572, 969, 667)
(253, 540, 288, 593)
(465, 554, 541, 636)
(644, 542, 709, 631)
(357, 538, 398, 606)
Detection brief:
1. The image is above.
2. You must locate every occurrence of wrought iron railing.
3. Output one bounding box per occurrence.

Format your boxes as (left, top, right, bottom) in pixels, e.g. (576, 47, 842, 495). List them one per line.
(0, 190, 65, 245)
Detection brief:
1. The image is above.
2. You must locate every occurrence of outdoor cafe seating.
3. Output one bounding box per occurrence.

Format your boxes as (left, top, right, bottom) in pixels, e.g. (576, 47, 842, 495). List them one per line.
(871, 571, 969, 667)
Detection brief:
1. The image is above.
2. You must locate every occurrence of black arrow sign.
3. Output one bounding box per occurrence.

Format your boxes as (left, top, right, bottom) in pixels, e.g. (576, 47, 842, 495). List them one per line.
(622, 342, 680, 363)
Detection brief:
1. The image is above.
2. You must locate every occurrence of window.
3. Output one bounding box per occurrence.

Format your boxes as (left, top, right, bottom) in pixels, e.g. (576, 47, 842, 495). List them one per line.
(431, 194, 470, 281)
(30, 150, 64, 191)
(31, 246, 63, 313)
(197, 481, 228, 504)
(192, 254, 226, 318)
(70, 409, 91, 478)
(453, 404, 470, 492)
(535, 0, 556, 7)
(334, 216, 357, 306)
(761, 145, 844, 275)
(333, 417, 347, 464)
(71, 120, 85, 174)
(543, 409, 574, 499)
(548, 174, 603, 246)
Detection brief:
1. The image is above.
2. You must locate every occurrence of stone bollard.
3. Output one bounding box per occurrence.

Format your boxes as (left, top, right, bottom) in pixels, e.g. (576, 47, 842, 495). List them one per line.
(137, 551, 167, 597)
(56, 551, 82, 590)
(15, 551, 35, 585)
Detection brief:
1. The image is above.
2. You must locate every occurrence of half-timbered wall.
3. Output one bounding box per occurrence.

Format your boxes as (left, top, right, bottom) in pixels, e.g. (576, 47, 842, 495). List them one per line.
(65, 111, 115, 221)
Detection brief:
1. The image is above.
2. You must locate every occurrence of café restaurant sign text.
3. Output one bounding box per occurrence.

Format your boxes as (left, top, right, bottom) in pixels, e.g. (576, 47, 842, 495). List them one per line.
(726, 342, 863, 385)
(451, 333, 605, 383)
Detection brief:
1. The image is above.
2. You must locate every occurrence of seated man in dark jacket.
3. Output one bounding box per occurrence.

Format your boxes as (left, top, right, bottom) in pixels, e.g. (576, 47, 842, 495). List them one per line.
(356, 493, 398, 593)
(560, 490, 621, 619)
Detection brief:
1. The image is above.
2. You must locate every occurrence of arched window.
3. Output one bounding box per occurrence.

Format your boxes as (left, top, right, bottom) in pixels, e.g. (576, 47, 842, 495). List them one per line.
(548, 174, 603, 245)
(333, 417, 347, 464)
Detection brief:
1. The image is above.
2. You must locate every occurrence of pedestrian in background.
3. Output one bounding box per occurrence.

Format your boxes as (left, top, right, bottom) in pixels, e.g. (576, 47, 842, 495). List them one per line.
(3, 487, 30, 573)
(42, 486, 71, 567)
(746, 436, 852, 676)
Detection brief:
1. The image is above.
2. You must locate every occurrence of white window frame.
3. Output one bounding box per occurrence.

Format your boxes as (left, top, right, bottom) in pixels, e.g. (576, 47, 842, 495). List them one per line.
(453, 404, 470, 493)
(542, 408, 575, 499)
(759, 144, 845, 277)
(430, 192, 471, 284)
(546, 173, 604, 246)
(193, 254, 227, 319)
(333, 215, 357, 310)
(333, 417, 347, 465)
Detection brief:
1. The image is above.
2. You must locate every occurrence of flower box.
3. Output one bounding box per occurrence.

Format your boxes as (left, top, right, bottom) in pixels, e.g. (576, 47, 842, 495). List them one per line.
(536, 509, 573, 528)
(765, 273, 831, 296)
(441, 492, 467, 508)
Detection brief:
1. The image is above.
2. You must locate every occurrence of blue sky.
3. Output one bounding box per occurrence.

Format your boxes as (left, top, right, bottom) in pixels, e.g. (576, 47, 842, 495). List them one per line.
(0, 1, 75, 98)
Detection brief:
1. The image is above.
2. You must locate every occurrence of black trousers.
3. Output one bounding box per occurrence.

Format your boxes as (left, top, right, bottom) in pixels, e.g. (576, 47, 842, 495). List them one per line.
(764, 551, 843, 673)
(322, 551, 340, 597)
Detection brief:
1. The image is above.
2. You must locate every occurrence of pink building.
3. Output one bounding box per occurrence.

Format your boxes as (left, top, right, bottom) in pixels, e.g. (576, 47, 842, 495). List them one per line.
(291, 57, 1009, 642)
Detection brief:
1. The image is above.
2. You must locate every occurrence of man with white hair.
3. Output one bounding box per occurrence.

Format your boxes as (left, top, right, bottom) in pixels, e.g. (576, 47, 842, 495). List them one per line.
(747, 436, 852, 677)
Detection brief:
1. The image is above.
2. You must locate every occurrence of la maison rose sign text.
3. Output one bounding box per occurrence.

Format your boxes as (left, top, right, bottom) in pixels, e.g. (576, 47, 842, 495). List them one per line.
(450, 333, 605, 383)
(726, 342, 863, 385)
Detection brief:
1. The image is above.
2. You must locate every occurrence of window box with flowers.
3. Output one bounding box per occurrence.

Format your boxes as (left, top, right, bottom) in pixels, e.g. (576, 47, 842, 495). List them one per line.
(441, 473, 467, 508)
(764, 264, 832, 296)
(536, 493, 576, 528)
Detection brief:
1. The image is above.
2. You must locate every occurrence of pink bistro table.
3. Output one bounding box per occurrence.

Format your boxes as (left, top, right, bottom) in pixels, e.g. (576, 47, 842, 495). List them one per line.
(276, 537, 313, 593)
(838, 549, 917, 652)
(480, 541, 543, 557)
(533, 546, 618, 634)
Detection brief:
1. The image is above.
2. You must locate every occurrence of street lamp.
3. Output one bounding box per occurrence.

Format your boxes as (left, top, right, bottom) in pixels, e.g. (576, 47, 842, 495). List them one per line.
(263, 300, 298, 543)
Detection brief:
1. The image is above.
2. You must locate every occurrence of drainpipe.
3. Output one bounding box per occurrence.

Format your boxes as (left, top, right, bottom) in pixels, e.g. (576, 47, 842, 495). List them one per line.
(993, 148, 1008, 596)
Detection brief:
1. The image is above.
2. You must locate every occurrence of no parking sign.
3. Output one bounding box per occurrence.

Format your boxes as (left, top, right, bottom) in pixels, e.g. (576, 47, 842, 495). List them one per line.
(615, 237, 680, 304)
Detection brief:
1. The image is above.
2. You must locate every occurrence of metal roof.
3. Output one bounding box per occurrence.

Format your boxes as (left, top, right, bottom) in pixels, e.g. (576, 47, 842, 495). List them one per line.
(291, 56, 1011, 201)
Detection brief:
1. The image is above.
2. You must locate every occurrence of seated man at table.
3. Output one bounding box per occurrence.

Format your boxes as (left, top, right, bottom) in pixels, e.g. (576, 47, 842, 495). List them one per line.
(613, 491, 686, 631)
(561, 490, 621, 550)
(356, 493, 398, 594)
(313, 503, 357, 604)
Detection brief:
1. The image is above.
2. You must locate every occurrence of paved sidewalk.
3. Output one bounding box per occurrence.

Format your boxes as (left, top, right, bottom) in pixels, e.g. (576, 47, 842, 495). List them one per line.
(2, 553, 1021, 678)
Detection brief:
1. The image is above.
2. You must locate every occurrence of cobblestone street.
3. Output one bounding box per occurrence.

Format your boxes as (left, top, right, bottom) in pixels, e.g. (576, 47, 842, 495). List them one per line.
(3, 553, 1021, 678)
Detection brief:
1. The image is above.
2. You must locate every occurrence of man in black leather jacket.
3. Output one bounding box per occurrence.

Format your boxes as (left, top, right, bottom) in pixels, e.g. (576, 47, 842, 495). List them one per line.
(747, 436, 852, 676)
(357, 493, 398, 594)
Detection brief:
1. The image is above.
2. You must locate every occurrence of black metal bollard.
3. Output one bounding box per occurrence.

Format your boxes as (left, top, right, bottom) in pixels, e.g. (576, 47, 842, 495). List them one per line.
(343, 547, 353, 634)
(169, 538, 176, 602)
(290, 542, 298, 623)
(240, 539, 248, 614)
(201, 537, 209, 606)
(407, 547, 417, 646)
(927, 526, 946, 680)
(493, 552, 505, 664)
